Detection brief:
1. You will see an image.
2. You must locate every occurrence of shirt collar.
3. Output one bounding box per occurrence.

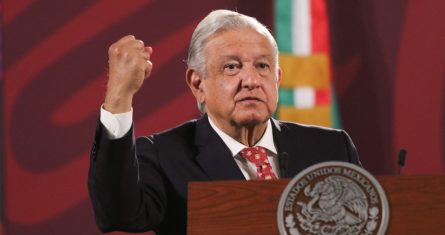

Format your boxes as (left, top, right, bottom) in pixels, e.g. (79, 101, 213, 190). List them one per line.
(208, 117, 277, 157)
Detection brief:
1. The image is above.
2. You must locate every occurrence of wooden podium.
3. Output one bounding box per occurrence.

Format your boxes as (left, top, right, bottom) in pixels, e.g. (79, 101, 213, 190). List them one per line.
(188, 175, 445, 235)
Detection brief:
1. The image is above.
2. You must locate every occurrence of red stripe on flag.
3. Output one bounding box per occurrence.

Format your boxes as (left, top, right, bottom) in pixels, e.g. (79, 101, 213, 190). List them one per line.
(310, 0, 329, 53)
(315, 88, 331, 105)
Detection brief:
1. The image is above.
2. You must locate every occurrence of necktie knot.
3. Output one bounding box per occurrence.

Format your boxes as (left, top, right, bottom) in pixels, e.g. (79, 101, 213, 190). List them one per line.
(240, 146, 277, 180)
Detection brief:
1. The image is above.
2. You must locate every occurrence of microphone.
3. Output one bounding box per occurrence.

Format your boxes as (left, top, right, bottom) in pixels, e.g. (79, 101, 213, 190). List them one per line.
(279, 152, 289, 178)
(397, 149, 407, 175)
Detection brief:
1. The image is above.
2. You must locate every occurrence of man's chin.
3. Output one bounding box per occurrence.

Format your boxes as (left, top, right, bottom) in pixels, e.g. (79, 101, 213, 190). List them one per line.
(232, 114, 270, 127)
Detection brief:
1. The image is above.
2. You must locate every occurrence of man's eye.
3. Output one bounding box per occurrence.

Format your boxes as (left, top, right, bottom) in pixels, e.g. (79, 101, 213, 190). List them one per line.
(223, 63, 241, 75)
(224, 64, 239, 70)
(258, 63, 270, 69)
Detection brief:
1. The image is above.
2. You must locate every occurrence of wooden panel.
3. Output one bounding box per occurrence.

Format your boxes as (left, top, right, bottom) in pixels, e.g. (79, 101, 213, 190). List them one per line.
(188, 175, 445, 235)
(188, 180, 286, 235)
(379, 175, 445, 234)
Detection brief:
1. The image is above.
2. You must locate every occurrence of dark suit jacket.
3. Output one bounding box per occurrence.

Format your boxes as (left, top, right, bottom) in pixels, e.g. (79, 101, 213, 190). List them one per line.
(88, 115, 360, 235)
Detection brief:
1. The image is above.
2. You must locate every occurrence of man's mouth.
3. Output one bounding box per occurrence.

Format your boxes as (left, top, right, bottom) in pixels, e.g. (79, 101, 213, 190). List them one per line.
(237, 97, 263, 102)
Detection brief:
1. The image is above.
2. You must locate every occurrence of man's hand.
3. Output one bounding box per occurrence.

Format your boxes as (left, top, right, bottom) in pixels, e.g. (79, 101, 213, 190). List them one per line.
(104, 35, 153, 113)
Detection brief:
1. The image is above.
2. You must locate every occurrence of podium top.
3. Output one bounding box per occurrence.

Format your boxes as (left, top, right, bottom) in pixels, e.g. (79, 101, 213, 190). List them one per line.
(188, 175, 445, 235)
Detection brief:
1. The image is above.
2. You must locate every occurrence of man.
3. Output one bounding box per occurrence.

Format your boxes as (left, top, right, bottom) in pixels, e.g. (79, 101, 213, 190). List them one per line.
(88, 9, 360, 235)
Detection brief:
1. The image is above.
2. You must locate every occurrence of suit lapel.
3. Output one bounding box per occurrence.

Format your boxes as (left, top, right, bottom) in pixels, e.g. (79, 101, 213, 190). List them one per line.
(194, 116, 245, 180)
(271, 119, 308, 178)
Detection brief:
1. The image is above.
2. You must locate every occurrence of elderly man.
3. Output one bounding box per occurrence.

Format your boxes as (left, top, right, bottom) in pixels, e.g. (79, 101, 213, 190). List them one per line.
(88, 9, 360, 235)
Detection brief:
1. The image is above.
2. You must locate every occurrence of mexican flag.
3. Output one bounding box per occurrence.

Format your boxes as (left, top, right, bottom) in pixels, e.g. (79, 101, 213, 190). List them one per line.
(275, 0, 340, 128)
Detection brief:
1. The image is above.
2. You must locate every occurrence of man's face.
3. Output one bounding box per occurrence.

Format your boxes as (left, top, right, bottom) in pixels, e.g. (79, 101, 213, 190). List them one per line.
(199, 28, 281, 128)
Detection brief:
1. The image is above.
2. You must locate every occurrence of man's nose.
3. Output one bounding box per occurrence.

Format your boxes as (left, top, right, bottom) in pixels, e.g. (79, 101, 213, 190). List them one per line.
(240, 65, 260, 89)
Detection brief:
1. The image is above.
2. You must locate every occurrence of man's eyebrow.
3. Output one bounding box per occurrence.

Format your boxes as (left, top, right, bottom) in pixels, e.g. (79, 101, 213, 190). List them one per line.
(218, 54, 274, 61)
(219, 55, 240, 61)
(255, 54, 274, 60)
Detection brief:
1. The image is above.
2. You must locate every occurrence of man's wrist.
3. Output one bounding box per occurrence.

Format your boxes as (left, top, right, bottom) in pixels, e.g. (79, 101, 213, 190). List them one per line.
(104, 93, 133, 114)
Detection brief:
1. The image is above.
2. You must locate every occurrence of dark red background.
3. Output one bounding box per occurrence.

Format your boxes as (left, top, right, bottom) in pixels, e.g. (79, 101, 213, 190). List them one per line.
(1, 0, 444, 234)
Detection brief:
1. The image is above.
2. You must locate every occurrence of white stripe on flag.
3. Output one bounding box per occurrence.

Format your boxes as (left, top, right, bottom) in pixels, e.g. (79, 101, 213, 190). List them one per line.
(292, 0, 311, 56)
(294, 86, 315, 108)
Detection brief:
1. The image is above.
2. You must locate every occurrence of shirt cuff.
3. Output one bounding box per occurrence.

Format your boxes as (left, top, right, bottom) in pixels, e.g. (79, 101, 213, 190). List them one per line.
(100, 105, 133, 139)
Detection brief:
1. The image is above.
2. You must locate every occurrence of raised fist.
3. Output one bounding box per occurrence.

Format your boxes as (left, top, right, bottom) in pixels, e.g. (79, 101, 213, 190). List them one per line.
(104, 35, 153, 113)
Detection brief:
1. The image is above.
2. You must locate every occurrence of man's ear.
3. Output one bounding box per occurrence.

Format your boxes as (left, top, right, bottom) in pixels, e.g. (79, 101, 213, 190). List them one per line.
(277, 67, 282, 86)
(186, 69, 204, 103)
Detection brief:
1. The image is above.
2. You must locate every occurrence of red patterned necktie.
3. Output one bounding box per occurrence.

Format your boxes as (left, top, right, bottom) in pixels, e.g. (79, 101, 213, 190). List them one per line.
(240, 146, 277, 180)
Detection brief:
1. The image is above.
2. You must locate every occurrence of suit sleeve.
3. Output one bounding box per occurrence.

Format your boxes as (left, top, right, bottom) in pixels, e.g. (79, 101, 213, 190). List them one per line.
(340, 130, 362, 167)
(88, 120, 167, 233)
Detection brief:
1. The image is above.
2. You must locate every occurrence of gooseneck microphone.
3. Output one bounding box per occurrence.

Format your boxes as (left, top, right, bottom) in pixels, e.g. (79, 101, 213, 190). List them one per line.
(279, 152, 289, 178)
(397, 149, 407, 175)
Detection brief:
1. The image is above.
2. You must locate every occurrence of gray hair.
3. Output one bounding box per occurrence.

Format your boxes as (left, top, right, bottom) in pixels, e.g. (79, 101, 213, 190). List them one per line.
(187, 9, 279, 77)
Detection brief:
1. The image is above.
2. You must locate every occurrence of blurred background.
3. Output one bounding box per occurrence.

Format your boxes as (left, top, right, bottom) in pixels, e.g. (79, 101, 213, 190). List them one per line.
(0, 0, 444, 234)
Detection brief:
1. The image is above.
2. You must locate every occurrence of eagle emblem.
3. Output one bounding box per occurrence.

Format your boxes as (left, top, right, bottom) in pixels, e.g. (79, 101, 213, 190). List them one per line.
(278, 162, 388, 235)
(296, 176, 371, 234)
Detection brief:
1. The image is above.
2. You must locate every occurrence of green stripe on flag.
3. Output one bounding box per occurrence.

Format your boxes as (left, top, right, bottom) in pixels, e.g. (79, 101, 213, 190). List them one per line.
(279, 88, 294, 106)
(331, 89, 342, 128)
(275, 0, 293, 53)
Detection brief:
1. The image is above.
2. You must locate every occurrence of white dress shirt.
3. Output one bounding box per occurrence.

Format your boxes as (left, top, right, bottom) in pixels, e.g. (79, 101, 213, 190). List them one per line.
(100, 106, 133, 139)
(99, 106, 280, 180)
(207, 118, 280, 180)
